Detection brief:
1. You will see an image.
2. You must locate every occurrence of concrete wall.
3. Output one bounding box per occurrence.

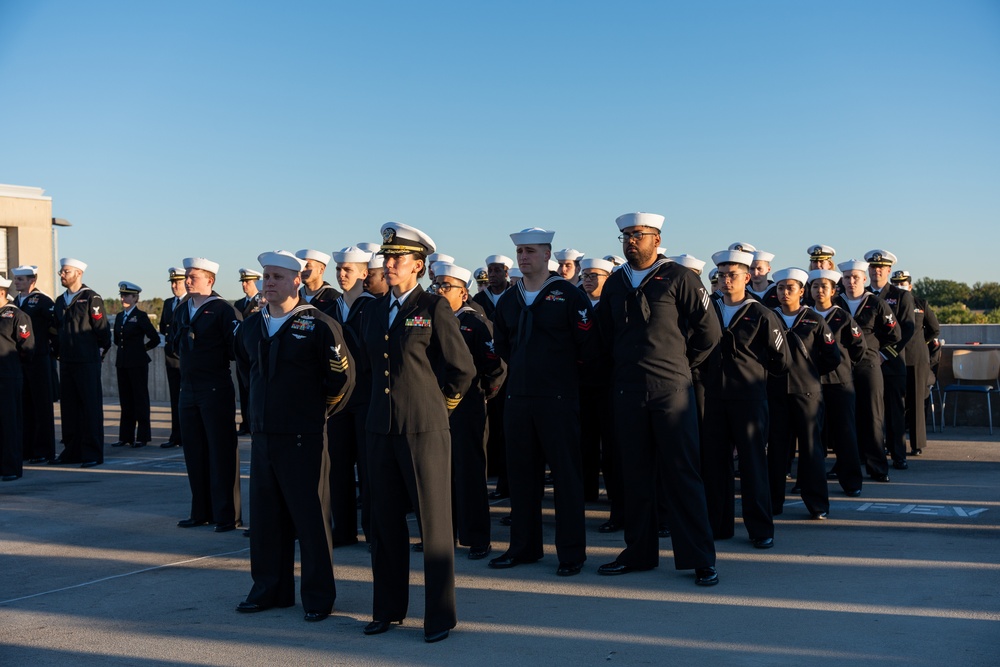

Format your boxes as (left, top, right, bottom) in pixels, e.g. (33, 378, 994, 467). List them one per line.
(0, 184, 56, 296)
(939, 324, 1000, 345)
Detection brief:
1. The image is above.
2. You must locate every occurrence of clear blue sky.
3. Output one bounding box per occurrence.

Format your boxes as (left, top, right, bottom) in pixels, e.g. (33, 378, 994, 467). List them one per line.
(2, 0, 998, 300)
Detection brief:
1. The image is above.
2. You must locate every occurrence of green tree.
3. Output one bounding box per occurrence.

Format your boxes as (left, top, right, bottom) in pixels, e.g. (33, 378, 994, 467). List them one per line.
(968, 282, 1000, 311)
(935, 303, 987, 324)
(912, 278, 971, 307)
(984, 308, 1000, 324)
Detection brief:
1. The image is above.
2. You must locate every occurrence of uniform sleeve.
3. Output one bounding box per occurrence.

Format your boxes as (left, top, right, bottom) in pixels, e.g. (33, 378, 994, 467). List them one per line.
(882, 290, 914, 360)
(569, 288, 601, 381)
(677, 269, 722, 368)
(814, 317, 842, 376)
(219, 301, 240, 361)
(842, 313, 867, 365)
(112, 314, 122, 347)
(429, 296, 476, 412)
(471, 314, 506, 399)
(233, 321, 250, 389)
(16, 311, 35, 361)
(141, 312, 160, 351)
(89, 293, 112, 353)
(874, 300, 903, 358)
(158, 301, 171, 336)
(323, 318, 354, 416)
(922, 300, 941, 343)
(761, 309, 790, 376)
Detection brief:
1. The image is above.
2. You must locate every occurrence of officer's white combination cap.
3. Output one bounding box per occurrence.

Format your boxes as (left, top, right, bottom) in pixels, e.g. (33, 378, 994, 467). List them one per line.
(838, 259, 869, 274)
(434, 262, 472, 284)
(12, 265, 38, 277)
(508, 267, 523, 278)
(239, 268, 263, 281)
(118, 281, 142, 294)
(808, 269, 842, 284)
(379, 222, 436, 255)
(772, 268, 810, 285)
(167, 267, 185, 281)
(807, 244, 836, 260)
(890, 269, 912, 283)
(295, 249, 331, 266)
(60, 257, 88, 272)
(615, 212, 664, 231)
(753, 250, 775, 263)
(183, 257, 220, 274)
(553, 248, 584, 261)
(864, 249, 897, 266)
(485, 254, 514, 268)
(474, 267, 488, 282)
(579, 258, 614, 273)
(510, 227, 555, 245)
(728, 242, 757, 253)
(670, 254, 707, 272)
(603, 254, 626, 266)
(426, 252, 455, 264)
(332, 246, 372, 264)
(258, 250, 306, 272)
(712, 250, 755, 268)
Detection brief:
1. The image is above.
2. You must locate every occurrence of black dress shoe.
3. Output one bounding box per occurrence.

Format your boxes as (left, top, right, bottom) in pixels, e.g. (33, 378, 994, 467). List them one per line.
(49, 456, 76, 465)
(160, 441, 179, 449)
(892, 460, 909, 470)
(177, 518, 210, 528)
(845, 488, 862, 497)
(598, 520, 621, 533)
(597, 560, 635, 575)
(111, 441, 131, 448)
(910, 448, 923, 456)
(424, 629, 450, 643)
(468, 544, 492, 560)
(751, 537, 774, 549)
(488, 552, 538, 569)
(304, 611, 330, 622)
(131, 442, 147, 449)
(811, 511, 829, 520)
(236, 601, 268, 613)
(80, 461, 100, 469)
(499, 515, 512, 526)
(363, 619, 402, 635)
(658, 526, 671, 538)
(2, 474, 21, 482)
(695, 566, 719, 586)
(826, 470, 839, 479)
(870, 472, 890, 483)
(215, 521, 243, 533)
(556, 562, 584, 576)
(412, 541, 423, 552)
(488, 490, 509, 500)
(27, 457, 49, 464)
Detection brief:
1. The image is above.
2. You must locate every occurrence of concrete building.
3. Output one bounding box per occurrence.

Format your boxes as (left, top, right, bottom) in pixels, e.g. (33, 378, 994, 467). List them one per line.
(0, 183, 70, 295)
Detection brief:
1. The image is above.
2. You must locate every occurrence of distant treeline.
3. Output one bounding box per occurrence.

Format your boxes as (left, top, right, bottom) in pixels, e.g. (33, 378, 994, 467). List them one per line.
(913, 279, 1000, 324)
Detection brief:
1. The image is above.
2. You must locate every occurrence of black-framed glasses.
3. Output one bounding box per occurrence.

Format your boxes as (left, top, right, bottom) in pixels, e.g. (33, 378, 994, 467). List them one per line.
(717, 271, 746, 281)
(432, 283, 460, 293)
(618, 231, 657, 242)
(580, 272, 607, 280)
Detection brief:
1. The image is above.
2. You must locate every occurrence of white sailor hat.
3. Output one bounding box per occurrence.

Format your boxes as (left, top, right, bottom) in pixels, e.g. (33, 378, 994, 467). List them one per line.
(670, 254, 707, 272)
(426, 252, 455, 265)
(772, 267, 810, 286)
(708, 268, 719, 283)
(60, 257, 88, 272)
(615, 212, 665, 231)
(728, 242, 757, 253)
(656, 247, 667, 257)
(0, 277, 11, 289)
(510, 227, 555, 245)
(752, 250, 775, 263)
(258, 250, 306, 272)
(239, 268, 263, 281)
(379, 222, 436, 255)
(356, 242, 381, 253)
(603, 254, 626, 266)
(485, 254, 514, 268)
(808, 269, 843, 285)
(890, 269, 912, 283)
(711, 250, 755, 268)
(864, 249, 897, 266)
(367, 253, 384, 270)
(183, 257, 220, 274)
(579, 258, 614, 274)
(553, 248, 584, 262)
(807, 244, 836, 261)
(474, 267, 489, 283)
(118, 281, 142, 295)
(12, 265, 38, 277)
(332, 246, 373, 264)
(167, 267, 185, 281)
(508, 267, 523, 279)
(547, 259, 559, 272)
(295, 249, 332, 266)
(434, 263, 472, 285)
(838, 259, 869, 274)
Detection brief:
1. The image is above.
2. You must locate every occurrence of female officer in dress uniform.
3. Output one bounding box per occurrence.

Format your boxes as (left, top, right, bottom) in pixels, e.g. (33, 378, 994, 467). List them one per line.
(360, 222, 475, 643)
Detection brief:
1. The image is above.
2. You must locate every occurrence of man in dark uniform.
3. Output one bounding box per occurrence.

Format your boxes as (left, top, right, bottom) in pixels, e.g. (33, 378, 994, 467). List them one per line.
(489, 228, 599, 578)
(111, 281, 160, 448)
(360, 222, 475, 643)
(159, 267, 186, 448)
(891, 269, 940, 456)
(553, 248, 584, 285)
(747, 250, 779, 308)
(11, 265, 55, 463)
(866, 249, 915, 470)
(50, 258, 111, 468)
(234, 267, 263, 435)
(701, 249, 789, 547)
(234, 250, 354, 623)
(172, 257, 242, 532)
(362, 253, 389, 297)
(473, 267, 489, 293)
(432, 262, 506, 560)
(594, 212, 721, 586)
(471, 253, 513, 499)
(837, 259, 900, 483)
(295, 249, 341, 314)
(0, 276, 34, 481)
(326, 246, 377, 546)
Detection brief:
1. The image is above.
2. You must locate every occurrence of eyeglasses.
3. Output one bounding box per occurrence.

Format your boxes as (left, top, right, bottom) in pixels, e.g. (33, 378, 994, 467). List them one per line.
(618, 231, 658, 242)
(717, 271, 746, 281)
(580, 272, 607, 280)
(432, 283, 460, 293)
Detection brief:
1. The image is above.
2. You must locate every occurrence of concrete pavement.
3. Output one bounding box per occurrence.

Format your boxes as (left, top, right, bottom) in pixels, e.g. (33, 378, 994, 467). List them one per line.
(1, 402, 998, 666)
